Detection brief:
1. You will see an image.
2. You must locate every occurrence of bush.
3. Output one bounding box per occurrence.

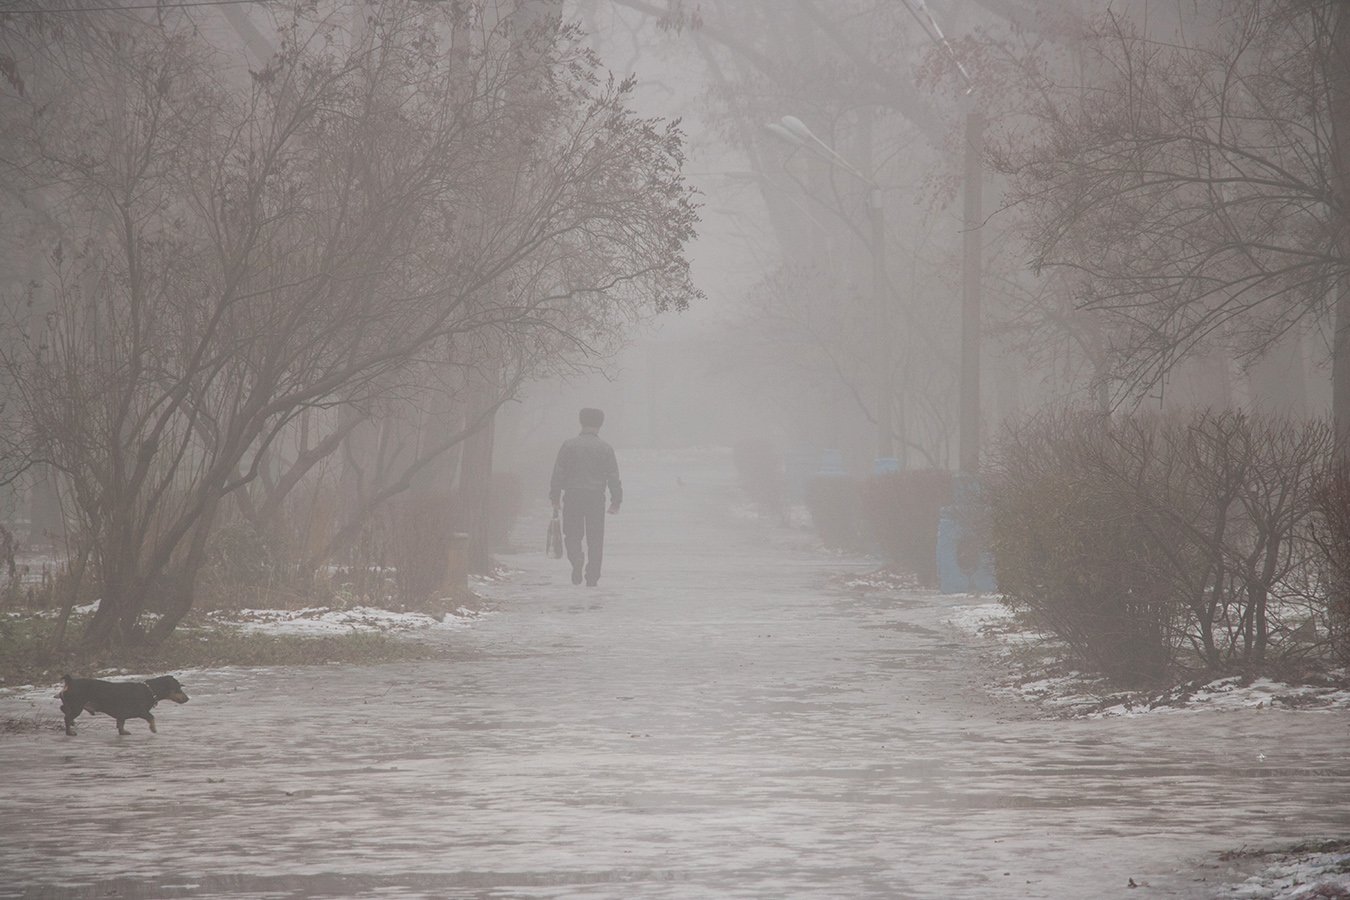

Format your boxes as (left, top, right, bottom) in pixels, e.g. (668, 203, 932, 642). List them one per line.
(989, 409, 1338, 685)
(989, 412, 1178, 684)
(1312, 464, 1350, 665)
(805, 475, 863, 549)
(199, 519, 285, 608)
(388, 492, 457, 609)
(859, 470, 952, 586)
(0, 524, 17, 605)
(733, 438, 785, 516)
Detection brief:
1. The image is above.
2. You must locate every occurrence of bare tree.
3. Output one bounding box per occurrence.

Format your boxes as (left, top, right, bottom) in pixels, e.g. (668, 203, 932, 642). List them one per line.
(732, 262, 954, 468)
(590, 0, 1065, 465)
(993, 1, 1350, 427)
(0, 1, 698, 648)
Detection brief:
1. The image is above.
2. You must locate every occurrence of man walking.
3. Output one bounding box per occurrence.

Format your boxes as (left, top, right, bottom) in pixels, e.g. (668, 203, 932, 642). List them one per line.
(549, 408, 622, 586)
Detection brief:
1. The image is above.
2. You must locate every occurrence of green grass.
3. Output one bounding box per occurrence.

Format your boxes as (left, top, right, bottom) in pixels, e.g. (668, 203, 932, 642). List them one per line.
(0, 614, 68, 687)
(154, 625, 439, 669)
(0, 612, 438, 689)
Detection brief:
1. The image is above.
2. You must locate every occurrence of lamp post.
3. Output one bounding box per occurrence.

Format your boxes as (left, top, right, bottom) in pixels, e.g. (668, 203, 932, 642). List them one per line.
(765, 116, 895, 463)
(959, 105, 983, 475)
(900, 0, 983, 474)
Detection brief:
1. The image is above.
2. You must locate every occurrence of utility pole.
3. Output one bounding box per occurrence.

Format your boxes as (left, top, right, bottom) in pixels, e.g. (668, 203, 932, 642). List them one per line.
(900, 0, 982, 474)
(960, 107, 983, 474)
(870, 186, 894, 460)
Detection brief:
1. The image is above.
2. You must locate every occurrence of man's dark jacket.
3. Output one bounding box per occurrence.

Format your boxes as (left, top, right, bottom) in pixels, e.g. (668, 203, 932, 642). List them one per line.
(549, 431, 622, 506)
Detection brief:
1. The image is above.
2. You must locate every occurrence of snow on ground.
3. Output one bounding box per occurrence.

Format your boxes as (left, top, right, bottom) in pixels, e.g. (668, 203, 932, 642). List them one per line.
(1220, 842, 1350, 899)
(0, 599, 491, 704)
(881, 583, 1350, 894)
(206, 603, 487, 636)
(943, 600, 1350, 718)
(2, 601, 100, 619)
(829, 567, 922, 593)
(3, 599, 489, 636)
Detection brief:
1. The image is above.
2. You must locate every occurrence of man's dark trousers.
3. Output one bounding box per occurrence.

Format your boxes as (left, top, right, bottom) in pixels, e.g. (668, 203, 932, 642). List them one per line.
(563, 489, 606, 584)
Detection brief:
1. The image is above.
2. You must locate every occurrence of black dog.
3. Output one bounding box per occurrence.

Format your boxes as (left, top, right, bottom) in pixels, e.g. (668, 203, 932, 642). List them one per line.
(59, 674, 189, 736)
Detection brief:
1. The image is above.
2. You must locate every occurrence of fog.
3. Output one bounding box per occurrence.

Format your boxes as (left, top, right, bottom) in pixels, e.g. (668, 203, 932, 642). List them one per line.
(4, 0, 1340, 557)
(505, 0, 1337, 487)
(3, 1, 1349, 897)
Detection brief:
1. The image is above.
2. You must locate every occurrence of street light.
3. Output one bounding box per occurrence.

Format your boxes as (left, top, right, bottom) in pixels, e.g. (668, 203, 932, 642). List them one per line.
(765, 115, 895, 464)
(900, 0, 982, 474)
(898, 0, 994, 595)
(959, 105, 983, 476)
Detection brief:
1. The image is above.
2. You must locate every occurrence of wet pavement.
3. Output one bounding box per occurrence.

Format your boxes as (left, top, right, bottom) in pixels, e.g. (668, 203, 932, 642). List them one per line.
(2, 449, 1348, 899)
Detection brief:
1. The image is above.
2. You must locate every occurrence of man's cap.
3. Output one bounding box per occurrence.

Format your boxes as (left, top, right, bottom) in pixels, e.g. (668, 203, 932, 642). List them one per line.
(579, 408, 605, 428)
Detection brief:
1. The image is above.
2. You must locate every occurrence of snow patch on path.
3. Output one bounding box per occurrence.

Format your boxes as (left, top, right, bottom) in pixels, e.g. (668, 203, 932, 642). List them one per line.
(944, 601, 1350, 717)
(1221, 842, 1350, 899)
(207, 604, 488, 636)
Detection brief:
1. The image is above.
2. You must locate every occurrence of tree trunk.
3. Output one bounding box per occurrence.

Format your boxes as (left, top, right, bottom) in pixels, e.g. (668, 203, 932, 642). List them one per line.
(51, 543, 90, 652)
(83, 534, 142, 649)
(147, 495, 221, 645)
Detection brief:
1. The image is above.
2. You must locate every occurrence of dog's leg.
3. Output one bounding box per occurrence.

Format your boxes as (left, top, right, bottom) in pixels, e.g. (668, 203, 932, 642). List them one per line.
(116, 719, 129, 735)
(145, 714, 157, 734)
(64, 715, 77, 736)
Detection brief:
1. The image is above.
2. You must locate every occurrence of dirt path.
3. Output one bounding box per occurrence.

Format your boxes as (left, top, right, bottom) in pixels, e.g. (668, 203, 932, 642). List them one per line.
(2, 449, 1347, 899)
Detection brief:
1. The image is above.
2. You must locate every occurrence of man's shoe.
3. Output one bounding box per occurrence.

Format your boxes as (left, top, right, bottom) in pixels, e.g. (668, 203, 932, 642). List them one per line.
(571, 563, 583, 585)
(585, 579, 598, 587)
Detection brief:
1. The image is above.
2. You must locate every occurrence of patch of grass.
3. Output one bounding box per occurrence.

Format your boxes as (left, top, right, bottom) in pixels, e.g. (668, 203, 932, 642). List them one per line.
(0, 613, 72, 688)
(153, 625, 438, 669)
(0, 613, 439, 690)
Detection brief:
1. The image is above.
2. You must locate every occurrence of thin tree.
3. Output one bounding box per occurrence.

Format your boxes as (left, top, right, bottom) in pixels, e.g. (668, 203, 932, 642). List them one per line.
(0, 1, 697, 648)
(994, 1, 1350, 429)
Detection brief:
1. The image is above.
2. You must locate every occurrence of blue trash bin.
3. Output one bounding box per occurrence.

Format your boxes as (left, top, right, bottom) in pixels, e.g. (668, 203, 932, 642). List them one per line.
(937, 476, 997, 594)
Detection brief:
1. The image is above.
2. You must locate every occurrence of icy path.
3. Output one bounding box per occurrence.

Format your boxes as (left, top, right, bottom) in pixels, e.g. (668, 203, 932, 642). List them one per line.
(2, 449, 1347, 899)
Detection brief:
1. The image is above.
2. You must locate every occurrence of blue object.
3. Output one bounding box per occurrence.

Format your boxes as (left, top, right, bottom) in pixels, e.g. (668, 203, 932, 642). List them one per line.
(937, 502, 997, 594)
(872, 456, 899, 475)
